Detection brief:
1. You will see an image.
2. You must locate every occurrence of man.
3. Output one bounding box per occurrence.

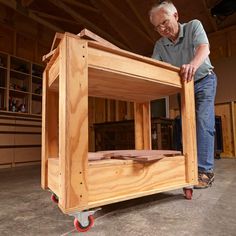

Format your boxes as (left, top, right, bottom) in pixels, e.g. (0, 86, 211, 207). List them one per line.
(149, 0, 217, 189)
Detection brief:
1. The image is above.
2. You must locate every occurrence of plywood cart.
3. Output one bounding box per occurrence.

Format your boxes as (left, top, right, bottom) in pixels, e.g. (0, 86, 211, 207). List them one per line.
(41, 31, 198, 233)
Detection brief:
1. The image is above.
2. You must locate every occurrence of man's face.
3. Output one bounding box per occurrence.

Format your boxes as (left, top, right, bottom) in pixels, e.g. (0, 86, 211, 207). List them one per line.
(151, 8, 179, 40)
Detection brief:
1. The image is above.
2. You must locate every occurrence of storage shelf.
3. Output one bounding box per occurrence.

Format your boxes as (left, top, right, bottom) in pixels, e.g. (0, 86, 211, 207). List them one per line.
(9, 89, 30, 95)
(10, 69, 30, 77)
(0, 50, 43, 117)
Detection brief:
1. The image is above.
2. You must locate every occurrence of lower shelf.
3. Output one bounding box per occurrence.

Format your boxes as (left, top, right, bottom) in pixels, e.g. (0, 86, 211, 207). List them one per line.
(47, 151, 189, 213)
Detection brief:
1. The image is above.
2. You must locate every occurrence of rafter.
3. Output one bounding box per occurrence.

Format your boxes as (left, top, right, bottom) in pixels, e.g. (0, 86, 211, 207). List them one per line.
(47, 0, 128, 49)
(21, 0, 34, 7)
(0, 0, 63, 32)
(100, 0, 154, 44)
(90, 0, 133, 50)
(125, 0, 155, 40)
(61, 0, 99, 13)
(202, 0, 218, 32)
(30, 10, 82, 25)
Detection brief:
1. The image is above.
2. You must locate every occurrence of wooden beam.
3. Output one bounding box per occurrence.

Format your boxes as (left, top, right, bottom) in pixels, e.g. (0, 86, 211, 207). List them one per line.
(21, 0, 34, 7)
(28, 12, 64, 32)
(231, 102, 236, 157)
(101, 0, 154, 44)
(78, 28, 120, 50)
(48, 0, 128, 50)
(0, 0, 63, 32)
(202, 0, 218, 32)
(0, 0, 16, 8)
(61, 0, 99, 13)
(125, 0, 155, 40)
(90, 0, 132, 50)
(30, 10, 83, 25)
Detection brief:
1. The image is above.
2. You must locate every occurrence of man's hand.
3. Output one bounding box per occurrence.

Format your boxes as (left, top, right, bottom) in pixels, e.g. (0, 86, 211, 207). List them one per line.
(180, 64, 197, 83)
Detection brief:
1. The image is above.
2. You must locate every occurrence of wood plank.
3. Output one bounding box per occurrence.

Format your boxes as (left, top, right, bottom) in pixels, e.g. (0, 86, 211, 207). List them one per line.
(41, 70, 48, 189)
(0, 134, 14, 145)
(14, 134, 41, 145)
(88, 46, 181, 87)
(48, 158, 60, 197)
(88, 156, 186, 206)
(88, 41, 180, 72)
(14, 147, 41, 163)
(231, 102, 236, 157)
(50, 32, 64, 52)
(134, 103, 151, 149)
(142, 102, 151, 149)
(180, 80, 198, 184)
(48, 55, 59, 89)
(215, 103, 234, 157)
(0, 148, 14, 164)
(58, 36, 89, 212)
(78, 28, 120, 50)
(134, 103, 143, 149)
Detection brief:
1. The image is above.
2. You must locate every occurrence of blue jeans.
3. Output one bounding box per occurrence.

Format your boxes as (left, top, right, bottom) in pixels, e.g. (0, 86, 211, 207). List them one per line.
(194, 72, 217, 173)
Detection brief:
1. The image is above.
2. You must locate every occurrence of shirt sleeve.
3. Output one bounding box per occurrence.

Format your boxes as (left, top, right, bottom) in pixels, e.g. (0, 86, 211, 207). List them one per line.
(191, 20, 209, 48)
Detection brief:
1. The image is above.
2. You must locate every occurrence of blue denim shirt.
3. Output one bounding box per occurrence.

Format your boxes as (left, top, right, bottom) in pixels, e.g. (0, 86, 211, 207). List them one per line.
(152, 19, 214, 82)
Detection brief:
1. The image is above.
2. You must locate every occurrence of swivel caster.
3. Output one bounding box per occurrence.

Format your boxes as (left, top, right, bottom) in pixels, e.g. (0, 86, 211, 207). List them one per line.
(183, 188, 193, 200)
(50, 193, 58, 203)
(74, 215, 94, 232)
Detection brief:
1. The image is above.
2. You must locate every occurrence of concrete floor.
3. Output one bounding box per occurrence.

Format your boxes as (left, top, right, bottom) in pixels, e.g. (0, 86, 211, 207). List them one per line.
(0, 159, 236, 236)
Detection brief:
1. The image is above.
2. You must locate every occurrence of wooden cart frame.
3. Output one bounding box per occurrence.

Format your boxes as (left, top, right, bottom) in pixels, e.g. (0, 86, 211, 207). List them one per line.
(41, 32, 198, 217)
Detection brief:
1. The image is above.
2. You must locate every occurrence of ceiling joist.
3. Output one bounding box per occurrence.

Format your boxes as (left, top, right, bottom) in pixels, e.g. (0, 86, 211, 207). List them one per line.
(61, 0, 99, 13)
(48, 0, 128, 49)
(125, 0, 155, 40)
(0, 0, 63, 32)
(30, 10, 82, 25)
(90, 0, 133, 50)
(101, 0, 154, 44)
(21, 0, 34, 7)
(202, 0, 218, 32)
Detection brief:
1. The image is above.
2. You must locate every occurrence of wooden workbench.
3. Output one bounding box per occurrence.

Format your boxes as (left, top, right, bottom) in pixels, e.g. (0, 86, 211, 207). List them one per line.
(41, 32, 198, 217)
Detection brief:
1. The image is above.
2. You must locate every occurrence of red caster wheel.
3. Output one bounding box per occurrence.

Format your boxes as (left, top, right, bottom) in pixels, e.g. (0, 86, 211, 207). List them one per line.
(74, 215, 94, 233)
(183, 188, 193, 200)
(51, 193, 58, 203)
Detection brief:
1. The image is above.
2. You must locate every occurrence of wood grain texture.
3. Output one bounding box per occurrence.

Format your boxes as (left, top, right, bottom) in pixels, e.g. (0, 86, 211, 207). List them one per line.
(78, 28, 120, 50)
(58, 36, 89, 211)
(215, 103, 234, 157)
(180, 80, 198, 184)
(88, 155, 186, 205)
(48, 157, 60, 197)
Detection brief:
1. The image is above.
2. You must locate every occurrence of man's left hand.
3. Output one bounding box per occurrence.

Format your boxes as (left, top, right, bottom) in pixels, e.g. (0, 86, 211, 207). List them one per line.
(180, 64, 197, 82)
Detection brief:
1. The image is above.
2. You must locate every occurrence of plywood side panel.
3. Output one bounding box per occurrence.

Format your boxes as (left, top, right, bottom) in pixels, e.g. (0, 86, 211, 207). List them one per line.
(48, 158, 60, 197)
(88, 156, 186, 203)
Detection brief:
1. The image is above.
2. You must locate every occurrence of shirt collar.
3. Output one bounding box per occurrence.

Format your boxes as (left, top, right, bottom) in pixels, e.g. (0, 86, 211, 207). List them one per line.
(162, 23, 184, 45)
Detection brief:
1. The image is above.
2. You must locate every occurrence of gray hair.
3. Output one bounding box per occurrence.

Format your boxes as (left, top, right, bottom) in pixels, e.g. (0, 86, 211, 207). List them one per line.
(149, 1, 178, 21)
